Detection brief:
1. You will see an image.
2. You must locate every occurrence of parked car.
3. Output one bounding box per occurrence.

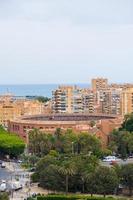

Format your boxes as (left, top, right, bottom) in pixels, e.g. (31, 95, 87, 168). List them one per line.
(17, 160, 23, 164)
(102, 156, 117, 162)
(0, 180, 7, 192)
(128, 154, 133, 158)
(1, 162, 6, 168)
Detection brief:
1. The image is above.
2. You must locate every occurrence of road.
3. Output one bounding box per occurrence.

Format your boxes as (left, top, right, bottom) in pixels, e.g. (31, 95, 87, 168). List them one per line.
(0, 162, 30, 199)
(0, 161, 48, 200)
(101, 158, 133, 167)
(0, 167, 12, 181)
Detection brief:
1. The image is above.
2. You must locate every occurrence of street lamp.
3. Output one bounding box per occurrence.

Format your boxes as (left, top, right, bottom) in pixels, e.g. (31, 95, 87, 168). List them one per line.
(71, 142, 74, 154)
(25, 129, 30, 155)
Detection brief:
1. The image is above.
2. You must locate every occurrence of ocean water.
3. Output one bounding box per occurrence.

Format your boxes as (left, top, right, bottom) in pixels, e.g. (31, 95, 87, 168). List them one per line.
(0, 84, 89, 98)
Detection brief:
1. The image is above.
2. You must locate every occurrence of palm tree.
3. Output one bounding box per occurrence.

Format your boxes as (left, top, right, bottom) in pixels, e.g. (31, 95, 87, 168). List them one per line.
(57, 160, 76, 194)
(75, 155, 99, 194)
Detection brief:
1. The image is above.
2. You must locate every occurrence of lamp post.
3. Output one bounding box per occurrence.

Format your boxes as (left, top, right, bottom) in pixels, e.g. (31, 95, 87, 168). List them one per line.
(72, 142, 74, 154)
(25, 129, 30, 155)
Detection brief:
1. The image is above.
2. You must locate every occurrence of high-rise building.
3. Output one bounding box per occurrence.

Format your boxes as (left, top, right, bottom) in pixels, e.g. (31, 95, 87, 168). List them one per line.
(96, 88, 122, 115)
(121, 87, 133, 115)
(52, 86, 76, 113)
(91, 78, 108, 91)
(52, 78, 133, 116)
(52, 86, 97, 114)
(82, 90, 96, 113)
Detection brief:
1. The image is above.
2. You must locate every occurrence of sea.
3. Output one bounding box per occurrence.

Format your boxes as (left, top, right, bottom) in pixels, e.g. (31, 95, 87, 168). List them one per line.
(0, 84, 89, 98)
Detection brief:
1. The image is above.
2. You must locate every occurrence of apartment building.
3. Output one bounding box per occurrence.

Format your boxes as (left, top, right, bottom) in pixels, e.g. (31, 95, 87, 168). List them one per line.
(91, 78, 108, 91)
(52, 86, 74, 113)
(0, 94, 44, 126)
(82, 90, 96, 113)
(52, 78, 133, 116)
(52, 86, 97, 114)
(91, 78, 123, 115)
(121, 87, 133, 116)
(96, 88, 122, 115)
(0, 94, 22, 126)
(52, 86, 84, 113)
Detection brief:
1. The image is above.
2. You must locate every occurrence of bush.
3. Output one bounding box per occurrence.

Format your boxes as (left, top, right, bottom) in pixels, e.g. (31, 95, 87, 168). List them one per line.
(0, 192, 9, 200)
(36, 195, 116, 200)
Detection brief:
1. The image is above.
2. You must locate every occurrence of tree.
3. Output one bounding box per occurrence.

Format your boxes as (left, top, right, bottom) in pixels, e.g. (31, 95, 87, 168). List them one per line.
(54, 128, 62, 139)
(76, 155, 99, 194)
(121, 113, 133, 132)
(86, 166, 119, 197)
(29, 155, 39, 166)
(121, 164, 133, 196)
(35, 96, 50, 103)
(0, 192, 9, 200)
(28, 128, 102, 157)
(28, 129, 52, 156)
(58, 160, 77, 194)
(76, 132, 101, 156)
(33, 153, 101, 194)
(109, 114, 133, 158)
(39, 164, 64, 191)
(109, 130, 132, 158)
(0, 126, 25, 158)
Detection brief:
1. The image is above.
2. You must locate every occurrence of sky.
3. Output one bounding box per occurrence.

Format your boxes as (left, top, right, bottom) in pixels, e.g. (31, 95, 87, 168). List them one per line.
(0, 0, 133, 84)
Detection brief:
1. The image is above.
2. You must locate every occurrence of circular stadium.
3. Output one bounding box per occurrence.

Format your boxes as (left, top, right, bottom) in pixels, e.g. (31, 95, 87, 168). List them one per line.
(21, 113, 117, 121)
(8, 113, 120, 141)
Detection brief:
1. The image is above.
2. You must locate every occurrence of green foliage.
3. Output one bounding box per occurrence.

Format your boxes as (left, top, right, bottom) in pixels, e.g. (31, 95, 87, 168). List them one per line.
(35, 96, 50, 103)
(0, 192, 9, 200)
(121, 113, 133, 132)
(0, 126, 25, 157)
(121, 164, 133, 196)
(86, 166, 119, 197)
(109, 130, 133, 158)
(28, 129, 102, 157)
(108, 113, 133, 158)
(36, 195, 120, 200)
(32, 153, 100, 193)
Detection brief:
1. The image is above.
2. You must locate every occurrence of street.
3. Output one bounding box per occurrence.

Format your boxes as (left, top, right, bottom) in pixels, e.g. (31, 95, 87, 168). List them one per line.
(0, 161, 48, 200)
(101, 158, 133, 167)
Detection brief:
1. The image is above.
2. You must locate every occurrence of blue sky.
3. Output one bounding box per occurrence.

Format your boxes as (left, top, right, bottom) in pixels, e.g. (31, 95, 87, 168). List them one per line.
(0, 0, 133, 84)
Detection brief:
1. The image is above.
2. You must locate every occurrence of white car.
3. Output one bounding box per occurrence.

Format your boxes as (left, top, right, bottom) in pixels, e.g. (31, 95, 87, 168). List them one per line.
(0, 180, 7, 192)
(17, 160, 22, 164)
(1, 162, 6, 168)
(102, 156, 117, 162)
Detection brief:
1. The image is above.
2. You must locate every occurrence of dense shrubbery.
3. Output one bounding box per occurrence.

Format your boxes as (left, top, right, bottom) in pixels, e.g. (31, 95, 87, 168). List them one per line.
(27, 195, 125, 200)
(0, 192, 9, 200)
(0, 126, 25, 157)
(28, 128, 103, 157)
(32, 153, 119, 196)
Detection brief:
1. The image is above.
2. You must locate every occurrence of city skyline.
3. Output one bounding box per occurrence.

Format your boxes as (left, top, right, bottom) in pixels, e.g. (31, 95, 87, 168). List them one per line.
(0, 0, 133, 84)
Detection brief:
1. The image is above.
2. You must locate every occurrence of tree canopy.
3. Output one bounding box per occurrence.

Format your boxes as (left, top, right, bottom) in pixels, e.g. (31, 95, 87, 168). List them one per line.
(108, 114, 133, 158)
(35, 96, 50, 103)
(0, 126, 25, 157)
(28, 129, 102, 158)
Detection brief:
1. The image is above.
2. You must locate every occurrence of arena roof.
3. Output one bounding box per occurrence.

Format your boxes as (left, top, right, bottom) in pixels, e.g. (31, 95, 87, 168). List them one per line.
(21, 113, 118, 122)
